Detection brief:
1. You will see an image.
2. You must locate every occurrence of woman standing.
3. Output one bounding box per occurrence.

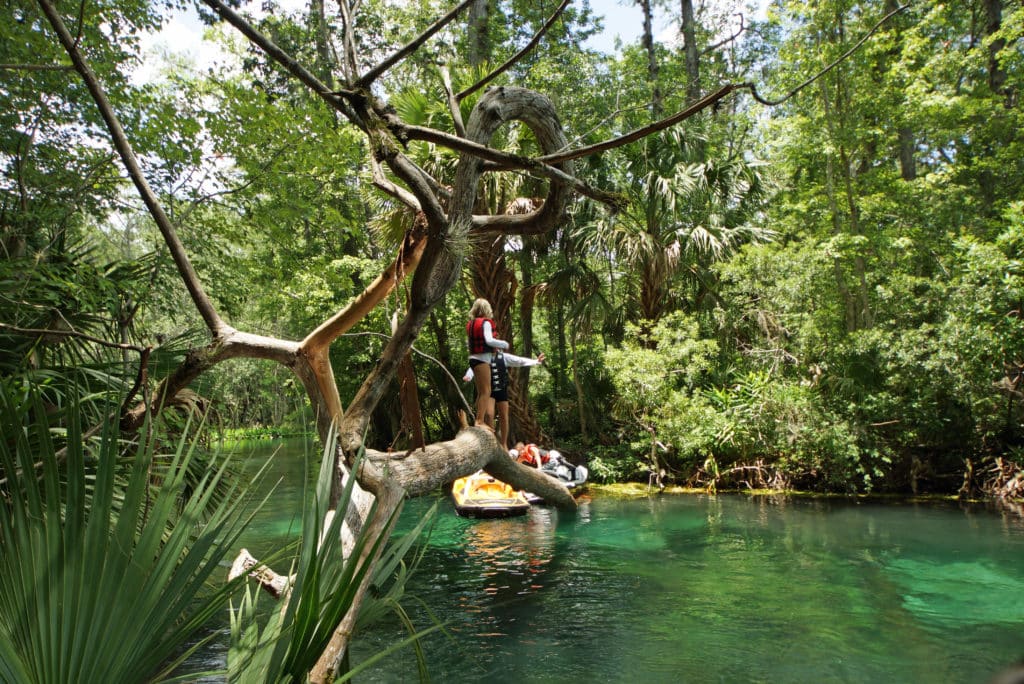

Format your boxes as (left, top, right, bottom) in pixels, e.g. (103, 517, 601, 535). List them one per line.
(464, 350, 545, 450)
(466, 298, 508, 431)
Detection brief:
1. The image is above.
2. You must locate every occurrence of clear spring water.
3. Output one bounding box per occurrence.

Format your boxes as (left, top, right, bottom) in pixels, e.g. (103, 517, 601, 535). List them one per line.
(191, 439, 1024, 683)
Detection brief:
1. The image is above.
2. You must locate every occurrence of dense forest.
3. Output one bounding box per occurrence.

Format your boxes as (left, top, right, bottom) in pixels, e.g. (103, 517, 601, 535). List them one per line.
(2, 0, 1023, 679)
(4, 0, 1020, 494)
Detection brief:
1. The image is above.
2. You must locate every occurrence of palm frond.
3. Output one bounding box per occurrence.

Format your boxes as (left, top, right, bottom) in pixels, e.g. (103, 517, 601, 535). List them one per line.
(0, 383, 261, 683)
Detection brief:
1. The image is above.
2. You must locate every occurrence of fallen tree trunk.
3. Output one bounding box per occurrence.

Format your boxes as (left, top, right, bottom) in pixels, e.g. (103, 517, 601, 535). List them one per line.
(363, 426, 576, 508)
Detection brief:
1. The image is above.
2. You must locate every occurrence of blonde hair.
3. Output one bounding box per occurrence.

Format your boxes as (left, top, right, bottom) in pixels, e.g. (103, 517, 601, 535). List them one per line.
(469, 298, 493, 320)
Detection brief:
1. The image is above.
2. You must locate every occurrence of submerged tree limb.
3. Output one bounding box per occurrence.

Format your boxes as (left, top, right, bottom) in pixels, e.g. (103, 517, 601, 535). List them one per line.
(228, 548, 294, 598)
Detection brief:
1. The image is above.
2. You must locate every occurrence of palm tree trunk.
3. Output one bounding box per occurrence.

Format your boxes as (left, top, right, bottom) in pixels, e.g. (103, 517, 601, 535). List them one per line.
(570, 332, 589, 441)
(638, 0, 662, 118)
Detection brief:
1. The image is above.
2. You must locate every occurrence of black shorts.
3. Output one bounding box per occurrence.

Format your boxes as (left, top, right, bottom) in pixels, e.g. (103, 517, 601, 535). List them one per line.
(491, 387, 508, 402)
(469, 358, 487, 369)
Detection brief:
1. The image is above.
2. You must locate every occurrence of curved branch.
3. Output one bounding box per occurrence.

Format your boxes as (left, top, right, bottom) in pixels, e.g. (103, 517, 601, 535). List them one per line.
(120, 329, 301, 432)
(741, 3, 911, 106)
(340, 87, 575, 458)
(536, 84, 741, 165)
(369, 156, 420, 209)
(457, 0, 571, 101)
(374, 107, 619, 209)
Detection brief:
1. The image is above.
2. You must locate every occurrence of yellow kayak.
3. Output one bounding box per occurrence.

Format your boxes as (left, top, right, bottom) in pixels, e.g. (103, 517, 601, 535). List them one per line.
(452, 471, 529, 518)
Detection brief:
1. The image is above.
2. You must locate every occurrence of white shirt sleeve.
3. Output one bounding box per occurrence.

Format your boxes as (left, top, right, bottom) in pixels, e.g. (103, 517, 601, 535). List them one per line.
(465, 352, 539, 380)
(482, 321, 509, 350)
(502, 352, 541, 368)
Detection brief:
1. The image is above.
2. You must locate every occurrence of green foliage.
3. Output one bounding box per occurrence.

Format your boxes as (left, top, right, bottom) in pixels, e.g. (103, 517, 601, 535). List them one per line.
(9, 0, 1022, 497)
(582, 445, 634, 484)
(0, 383, 256, 683)
(604, 312, 718, 419)
(601, 312, 718, 472)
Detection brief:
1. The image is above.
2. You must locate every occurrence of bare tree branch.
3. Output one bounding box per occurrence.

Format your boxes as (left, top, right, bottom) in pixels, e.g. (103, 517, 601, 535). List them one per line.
(119, 331, 302, 432)
(302, 229, 427, 353)
(354, 0, 476, 90)
(0, 322, 147, 352)
(439, 63, 467, 137)
(699, 13, 745, 57)
(373, 106, 621, 208)
(0, 62, 73, 71)
(38, 0, 227, 335)
(534, 83, 742, 165)
(372, 135, 449, 228)
(369, 155, 421, 209)
(742, 3, 911, 106)
(118, 346, 151, 420)
(337, 0, 359, 83)
(200, 0, 363, 127)
(457, 0, 571, 101)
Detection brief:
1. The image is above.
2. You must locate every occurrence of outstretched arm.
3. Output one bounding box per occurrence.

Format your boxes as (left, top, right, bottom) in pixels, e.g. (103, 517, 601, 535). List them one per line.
(503, 351, 545, 368)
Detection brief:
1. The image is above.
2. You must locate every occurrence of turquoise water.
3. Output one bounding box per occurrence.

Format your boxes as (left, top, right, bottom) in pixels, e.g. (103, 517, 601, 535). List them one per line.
(199, 440, 1024, 683)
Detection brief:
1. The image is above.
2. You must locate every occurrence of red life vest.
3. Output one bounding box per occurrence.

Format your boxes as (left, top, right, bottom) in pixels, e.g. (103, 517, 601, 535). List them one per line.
(518, 444, 546, 466)
(467, 317, 497, 354)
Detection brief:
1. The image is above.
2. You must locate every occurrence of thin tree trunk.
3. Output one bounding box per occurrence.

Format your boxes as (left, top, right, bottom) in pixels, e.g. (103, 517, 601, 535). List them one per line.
(898, 126, 916, 180)
(570, 332, 589, 441)
(680, 0, 700, 103)
(882, 0, 916, 181)
(983, 0, 1006, 98)
(468, 0, 490, 68)
(638, 0, 662, 118)
(310, 0, 335, 89)
(839, 144, 872, 329)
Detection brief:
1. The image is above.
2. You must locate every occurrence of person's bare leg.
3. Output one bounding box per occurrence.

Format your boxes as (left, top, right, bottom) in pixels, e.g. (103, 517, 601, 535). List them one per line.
(473, 364, 493, 429)
(497, 400, 510, 450)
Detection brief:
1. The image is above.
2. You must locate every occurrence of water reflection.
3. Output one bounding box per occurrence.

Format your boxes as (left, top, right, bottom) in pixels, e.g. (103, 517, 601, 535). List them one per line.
(177, 440, 1024, 684)
(361, 493, 1024, 683)
(460, 507, 556, 598)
